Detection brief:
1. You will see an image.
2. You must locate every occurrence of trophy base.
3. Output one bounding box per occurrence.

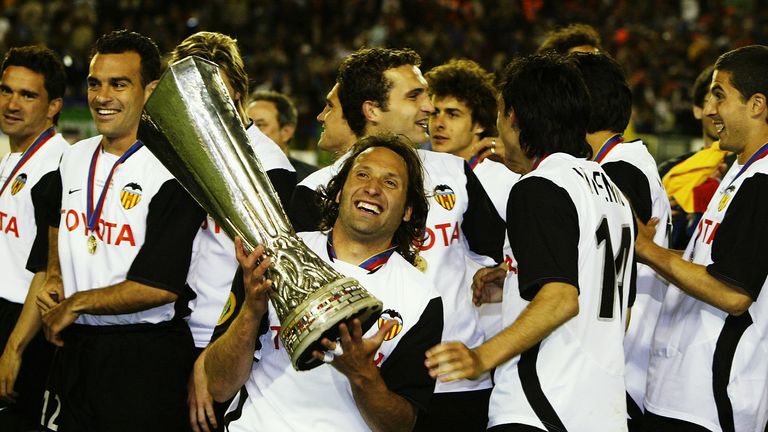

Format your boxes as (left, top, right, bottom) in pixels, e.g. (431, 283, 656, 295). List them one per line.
(281, 277, 383, 371)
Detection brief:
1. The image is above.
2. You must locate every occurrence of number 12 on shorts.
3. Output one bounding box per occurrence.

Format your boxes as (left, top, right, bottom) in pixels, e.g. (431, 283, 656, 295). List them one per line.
(41, 389, 61, 431)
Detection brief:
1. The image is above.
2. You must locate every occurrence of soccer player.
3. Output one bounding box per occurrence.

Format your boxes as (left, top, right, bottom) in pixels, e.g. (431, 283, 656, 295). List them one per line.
(571, 51, 672, 428)
(0, 45, 68, 431)
(35, 30, 205, 431)
(426, 53, 635, 431)
(424, 58, 520, 339)
(167, 30, 298, 432)
(247, 90, 318, 182)
(288, 47, 505, 431)
(205, 134, 443, 431)
(637, 45, 768, 432)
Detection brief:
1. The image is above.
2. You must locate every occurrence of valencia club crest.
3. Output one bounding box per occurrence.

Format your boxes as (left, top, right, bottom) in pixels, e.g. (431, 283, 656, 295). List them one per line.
(433, 184, 456, 210)
(10, 173, 27, 195)
(120, 182, 143, 209)
(378, 309, 404, 341)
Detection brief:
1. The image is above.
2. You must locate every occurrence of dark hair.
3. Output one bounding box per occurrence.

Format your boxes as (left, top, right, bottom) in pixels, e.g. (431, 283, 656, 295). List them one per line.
(571, 52, 631, 134)
(425, 59, 497, 138)
(318, 134, 428, 265)
(538, 24, 602, 54)
(714, 45, 768, 103)
(1, 45, 66, 124)
(170, 32, 248, 114)
(691, 65, 714, 108)
(249, 90, 298, 127)
(90, 30, 161, 87)
(337, 48, 421, 137)
(500, 54, 592, 159)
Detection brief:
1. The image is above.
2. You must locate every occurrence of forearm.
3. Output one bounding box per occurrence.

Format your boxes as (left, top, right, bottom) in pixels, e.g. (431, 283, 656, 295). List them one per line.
(4, 272, 47, 353)
(68, 280, 177, 316)
(349, 373, 416, 432)
(475, 282, 578, 372)
(639, 243, 752, 315)
(205, 308, 264, 402)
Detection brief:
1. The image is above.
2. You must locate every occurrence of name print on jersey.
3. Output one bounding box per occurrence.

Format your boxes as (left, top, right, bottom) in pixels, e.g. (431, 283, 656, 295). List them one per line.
(0, 211, 19, 237)
(62, 209, 136, 247)
(571, 166, 627, 206)
(695, 217, 719, 246)
(420, 222, 460, 251)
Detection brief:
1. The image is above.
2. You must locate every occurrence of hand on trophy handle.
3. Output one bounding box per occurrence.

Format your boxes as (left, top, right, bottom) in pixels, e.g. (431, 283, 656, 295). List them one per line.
(235, 237, 273, 318)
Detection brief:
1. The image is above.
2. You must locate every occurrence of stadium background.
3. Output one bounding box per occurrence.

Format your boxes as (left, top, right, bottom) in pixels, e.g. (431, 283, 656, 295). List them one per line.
(1, 0, 765, 164)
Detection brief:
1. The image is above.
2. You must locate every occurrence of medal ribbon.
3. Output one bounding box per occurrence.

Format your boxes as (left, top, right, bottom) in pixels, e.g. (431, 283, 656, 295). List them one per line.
(594, 134, 624, 163)
(86, 141, 143, 234)
(726, 142, 768, 189)
(0, 127, 55, 197)
(468, 155, 480, 170)
(326, 229, 398, 273)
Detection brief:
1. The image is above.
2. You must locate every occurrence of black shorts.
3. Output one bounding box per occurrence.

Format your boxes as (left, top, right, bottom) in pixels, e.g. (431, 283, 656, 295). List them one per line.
(41, 319, 194, 432)
(413, 388, 492, 432)
(644, 411, 713, 432)
(0, 297, 55, 431)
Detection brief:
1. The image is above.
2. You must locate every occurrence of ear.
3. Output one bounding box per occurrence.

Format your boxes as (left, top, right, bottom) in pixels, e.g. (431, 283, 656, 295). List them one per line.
(335, 190, 341, 204)
(471, 122, 485, 136)
(362, 100, 380, 123)
(144, 80, 159, 102)
(402, 205, 412, 222)
(692, 105, 703, 120)
(47, 98, 63, 121)
(280, 124, 297, 143)
(749, 93, 766, 118)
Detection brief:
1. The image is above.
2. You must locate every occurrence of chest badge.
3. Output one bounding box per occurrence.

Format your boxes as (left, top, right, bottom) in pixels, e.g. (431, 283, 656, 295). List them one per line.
(378, 309, 404, 341)
(120, 182, 143, 209)
(433, 184, 456, 211)
(717, 185, 735, 212)
(10, 173, 27, 195)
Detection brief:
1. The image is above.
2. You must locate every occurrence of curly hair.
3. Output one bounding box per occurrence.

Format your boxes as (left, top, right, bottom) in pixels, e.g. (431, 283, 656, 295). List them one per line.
(170, 31, 249, 115)
(317, 134, 428, 265)
(538, 24, 602, 54)
(2, 45, 66, 124)
(91, 30, 161, 87)
(500, 54, 592, 160)
(337, 48, 421, 138)
(570, 52, 632, 134)
(425, 59, 498, 138)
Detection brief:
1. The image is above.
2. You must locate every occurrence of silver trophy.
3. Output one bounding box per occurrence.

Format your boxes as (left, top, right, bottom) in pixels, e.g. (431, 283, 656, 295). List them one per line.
(138, 56, 383, 371)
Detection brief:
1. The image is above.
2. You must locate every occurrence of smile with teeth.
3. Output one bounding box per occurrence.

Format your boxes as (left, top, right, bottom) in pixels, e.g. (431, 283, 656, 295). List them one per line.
(714, 121, 724, 134)
(356, 201, 382, 214)
(96, 108, 120, 115)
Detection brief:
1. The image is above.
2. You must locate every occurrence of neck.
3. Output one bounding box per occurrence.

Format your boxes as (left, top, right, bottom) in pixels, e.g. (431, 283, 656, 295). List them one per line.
(9, 123, 53, 153)
(586, 130, 618, 160)
(458, 137, 481, 162)
(737, 137, 768, 165)
(331, 225, 393, 267)
(101, 131, 138, 156)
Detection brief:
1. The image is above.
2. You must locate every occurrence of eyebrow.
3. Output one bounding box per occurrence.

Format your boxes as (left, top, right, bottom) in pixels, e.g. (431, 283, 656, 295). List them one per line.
(406, 87, 426, 98)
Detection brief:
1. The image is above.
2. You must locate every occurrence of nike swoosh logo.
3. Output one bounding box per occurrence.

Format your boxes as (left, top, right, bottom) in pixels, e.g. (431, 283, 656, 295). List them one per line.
(68, 188, 82, 194)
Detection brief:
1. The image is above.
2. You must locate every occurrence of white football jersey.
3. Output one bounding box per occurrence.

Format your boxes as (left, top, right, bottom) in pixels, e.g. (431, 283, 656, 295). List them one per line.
(0, 132, 68, 303)
(225, 231, 442, 432)
(186, 123, 295, 348)
(58, 136, 197, 325)
(645, 154, 768, 432)
(598, 138, 672, 414)
(489, 153, 634, 431)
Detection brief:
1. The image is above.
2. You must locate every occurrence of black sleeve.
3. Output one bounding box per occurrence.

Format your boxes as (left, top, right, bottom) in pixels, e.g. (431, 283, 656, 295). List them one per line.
(266, 168, 297, 210)
(602, 161, 653, 223)
(507, 177, 580, 301)
(627, 216, 638, 308)
(707, 173, 768, 300)
(287, 184, 324, 232)
(380, 297, 443, 412)
(127, 180, 206, 294)
(210, 267, 269, 352)
(25, 170, 62, 272)
(462, 163, 505, 263)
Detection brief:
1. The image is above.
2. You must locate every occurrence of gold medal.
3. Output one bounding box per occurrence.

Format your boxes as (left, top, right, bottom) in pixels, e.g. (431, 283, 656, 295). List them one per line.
(87, 234, 97, 255)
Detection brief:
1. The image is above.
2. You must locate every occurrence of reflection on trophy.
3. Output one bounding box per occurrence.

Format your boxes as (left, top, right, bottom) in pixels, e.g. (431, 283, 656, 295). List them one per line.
(138, 56, 383, 371)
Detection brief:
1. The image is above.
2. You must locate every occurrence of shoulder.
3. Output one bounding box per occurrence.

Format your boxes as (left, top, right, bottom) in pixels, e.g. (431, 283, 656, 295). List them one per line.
(246, 124, 295, 172)
(418, 149, 465, 171)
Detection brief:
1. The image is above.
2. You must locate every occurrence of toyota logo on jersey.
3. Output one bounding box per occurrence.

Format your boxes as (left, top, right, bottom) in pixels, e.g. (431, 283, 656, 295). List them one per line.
(433, 184, 456, 210)
(120, 182, 143, 209)
(10, 173, 27, 195)
(378, 309, 404, 341)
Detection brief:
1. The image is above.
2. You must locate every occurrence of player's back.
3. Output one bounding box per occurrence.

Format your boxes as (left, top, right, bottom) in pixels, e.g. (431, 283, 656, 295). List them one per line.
(490, 153, 634, 431)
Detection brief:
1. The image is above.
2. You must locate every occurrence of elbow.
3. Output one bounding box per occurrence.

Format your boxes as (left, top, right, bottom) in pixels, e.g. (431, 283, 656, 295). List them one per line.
(724, 295, 753, 316)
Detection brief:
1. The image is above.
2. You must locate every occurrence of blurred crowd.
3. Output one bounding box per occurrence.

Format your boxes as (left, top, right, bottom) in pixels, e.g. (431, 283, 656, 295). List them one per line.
(1, 0, 765, 149)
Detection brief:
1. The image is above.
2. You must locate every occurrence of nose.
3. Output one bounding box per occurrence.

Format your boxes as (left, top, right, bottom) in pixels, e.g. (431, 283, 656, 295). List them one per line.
(702, 94, 716, 118)
(422, 96, 435, 114)
(430, 112, 444, 130)
(91, 86, 113, 105)
(363, 178, 383, 195)
(6, 93, 21, 111)
(316, 106, 328, 124)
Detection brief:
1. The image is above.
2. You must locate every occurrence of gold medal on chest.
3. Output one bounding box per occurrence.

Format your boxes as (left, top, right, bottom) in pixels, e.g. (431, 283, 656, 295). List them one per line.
(87, 234, 97, 255)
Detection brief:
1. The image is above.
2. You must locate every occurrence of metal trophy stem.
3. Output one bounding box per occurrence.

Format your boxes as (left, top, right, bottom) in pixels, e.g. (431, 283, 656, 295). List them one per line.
(138, 56, 382, 371)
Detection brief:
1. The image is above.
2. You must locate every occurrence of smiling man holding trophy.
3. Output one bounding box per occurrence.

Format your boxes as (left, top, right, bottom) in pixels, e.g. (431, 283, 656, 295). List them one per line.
(139, 55, 444, 431)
